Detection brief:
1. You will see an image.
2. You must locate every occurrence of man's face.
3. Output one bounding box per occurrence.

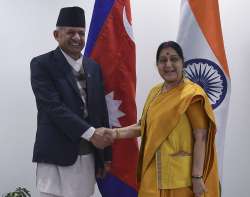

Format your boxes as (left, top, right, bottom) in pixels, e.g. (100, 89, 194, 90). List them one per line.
(54, 26, 85, 59)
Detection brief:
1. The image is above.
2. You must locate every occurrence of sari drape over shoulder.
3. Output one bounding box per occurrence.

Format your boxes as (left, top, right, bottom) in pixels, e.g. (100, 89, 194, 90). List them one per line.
(137, 79, 220, 197)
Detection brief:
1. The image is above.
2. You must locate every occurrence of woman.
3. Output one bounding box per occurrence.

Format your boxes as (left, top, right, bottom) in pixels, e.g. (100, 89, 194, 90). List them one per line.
(108, 41, 220, 197)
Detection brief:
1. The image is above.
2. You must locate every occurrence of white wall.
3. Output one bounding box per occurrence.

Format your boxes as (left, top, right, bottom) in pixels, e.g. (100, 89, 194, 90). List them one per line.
(0, 0, 249, 196)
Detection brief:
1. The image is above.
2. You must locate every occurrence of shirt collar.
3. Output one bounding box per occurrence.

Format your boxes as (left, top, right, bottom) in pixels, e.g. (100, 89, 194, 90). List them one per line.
(60, 49, 83, 72)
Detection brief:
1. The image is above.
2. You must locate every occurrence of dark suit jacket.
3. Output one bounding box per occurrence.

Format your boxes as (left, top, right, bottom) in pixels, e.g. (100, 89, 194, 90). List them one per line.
(30, 47, 111, 170)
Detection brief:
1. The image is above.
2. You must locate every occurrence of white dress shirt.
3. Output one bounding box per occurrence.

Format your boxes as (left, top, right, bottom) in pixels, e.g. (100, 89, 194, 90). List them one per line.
(61, 49, 95, 140)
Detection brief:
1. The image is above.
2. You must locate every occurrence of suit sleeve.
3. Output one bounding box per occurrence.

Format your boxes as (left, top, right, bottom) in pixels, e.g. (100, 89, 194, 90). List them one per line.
(30, 57, 91, 142)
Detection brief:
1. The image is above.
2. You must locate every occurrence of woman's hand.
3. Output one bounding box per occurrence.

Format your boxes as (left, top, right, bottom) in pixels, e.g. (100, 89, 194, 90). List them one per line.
(192, 178, 207, 197)
(102, 128, 117, 140)
(103, 124, 141, 141)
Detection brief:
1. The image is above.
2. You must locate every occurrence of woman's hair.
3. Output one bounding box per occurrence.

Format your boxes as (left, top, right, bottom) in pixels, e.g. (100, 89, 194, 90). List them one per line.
(156, 41, 184, 63)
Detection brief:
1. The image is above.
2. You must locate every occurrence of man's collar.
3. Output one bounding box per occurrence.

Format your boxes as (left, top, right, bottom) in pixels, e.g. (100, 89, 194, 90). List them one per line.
(60, 48, 83, 72)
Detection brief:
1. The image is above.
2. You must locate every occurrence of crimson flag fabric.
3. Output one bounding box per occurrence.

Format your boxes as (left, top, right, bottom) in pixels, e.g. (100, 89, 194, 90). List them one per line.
(85, 0, 139, 196)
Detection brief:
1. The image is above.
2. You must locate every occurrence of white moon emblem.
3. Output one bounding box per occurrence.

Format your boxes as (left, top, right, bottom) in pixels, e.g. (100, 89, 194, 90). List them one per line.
(123, 6, 134, 42)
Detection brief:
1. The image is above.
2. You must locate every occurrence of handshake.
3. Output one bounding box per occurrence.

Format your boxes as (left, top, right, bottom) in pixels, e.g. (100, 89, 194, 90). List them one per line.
(89, 127, 117, 149)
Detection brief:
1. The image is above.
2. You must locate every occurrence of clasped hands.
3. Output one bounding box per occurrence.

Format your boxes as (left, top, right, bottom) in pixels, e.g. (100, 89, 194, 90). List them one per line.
(89, 127, 116, 149)
(89, 127, 117, 178)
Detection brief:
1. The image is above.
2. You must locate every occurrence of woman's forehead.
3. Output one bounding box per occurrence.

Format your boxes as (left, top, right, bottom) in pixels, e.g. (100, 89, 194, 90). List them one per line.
(160, 47, 178, 56)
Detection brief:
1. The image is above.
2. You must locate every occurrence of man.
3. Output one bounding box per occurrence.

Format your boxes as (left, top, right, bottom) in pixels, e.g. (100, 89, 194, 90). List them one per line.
(30, 6, 112, 197)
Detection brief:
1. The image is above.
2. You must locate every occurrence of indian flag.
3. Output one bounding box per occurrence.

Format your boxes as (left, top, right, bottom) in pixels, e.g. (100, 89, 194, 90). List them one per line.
(177, 0, 231, 182)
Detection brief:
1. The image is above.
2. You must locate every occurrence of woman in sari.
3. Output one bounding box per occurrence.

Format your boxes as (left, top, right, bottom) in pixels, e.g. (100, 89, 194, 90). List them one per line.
(108, 41, 220, 197)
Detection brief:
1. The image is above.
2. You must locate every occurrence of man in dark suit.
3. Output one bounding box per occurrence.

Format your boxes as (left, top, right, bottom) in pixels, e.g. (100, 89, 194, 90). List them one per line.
(30, 6, 113, 197)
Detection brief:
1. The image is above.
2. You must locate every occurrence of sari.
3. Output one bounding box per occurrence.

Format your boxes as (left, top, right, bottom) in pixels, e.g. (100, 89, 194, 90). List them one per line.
(137, 79, 220, 197)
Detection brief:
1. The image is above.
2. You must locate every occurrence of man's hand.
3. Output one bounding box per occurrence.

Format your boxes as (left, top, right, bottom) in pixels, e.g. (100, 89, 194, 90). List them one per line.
(90, 127, 114, 149)
(96, 162, 112, 179)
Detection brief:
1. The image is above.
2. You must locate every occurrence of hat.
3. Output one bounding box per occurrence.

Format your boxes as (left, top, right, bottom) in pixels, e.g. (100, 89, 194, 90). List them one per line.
(56, 6, 85, 27)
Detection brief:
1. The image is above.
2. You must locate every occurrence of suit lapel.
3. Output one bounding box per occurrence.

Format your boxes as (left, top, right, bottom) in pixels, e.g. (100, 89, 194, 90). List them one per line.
(82, 57, 92, 84)
(53, 47, 81, 98)
(83, 57, 94, 109)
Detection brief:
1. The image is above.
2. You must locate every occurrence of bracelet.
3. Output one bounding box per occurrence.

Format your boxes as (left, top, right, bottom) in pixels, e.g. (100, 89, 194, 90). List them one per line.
(115, 128, 120, 139)
(192, 175, 203, 179)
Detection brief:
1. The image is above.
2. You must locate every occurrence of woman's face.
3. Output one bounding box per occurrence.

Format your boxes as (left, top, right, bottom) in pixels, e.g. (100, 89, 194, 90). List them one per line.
(156, 47, 183, 84)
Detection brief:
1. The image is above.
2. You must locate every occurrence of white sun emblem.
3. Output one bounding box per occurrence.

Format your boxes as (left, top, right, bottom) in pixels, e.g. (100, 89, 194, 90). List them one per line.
(105, 92, 125, 128)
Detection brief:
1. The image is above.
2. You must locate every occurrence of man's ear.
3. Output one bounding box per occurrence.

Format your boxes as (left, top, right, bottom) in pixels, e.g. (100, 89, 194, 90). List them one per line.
(53, 30, 59, 41)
